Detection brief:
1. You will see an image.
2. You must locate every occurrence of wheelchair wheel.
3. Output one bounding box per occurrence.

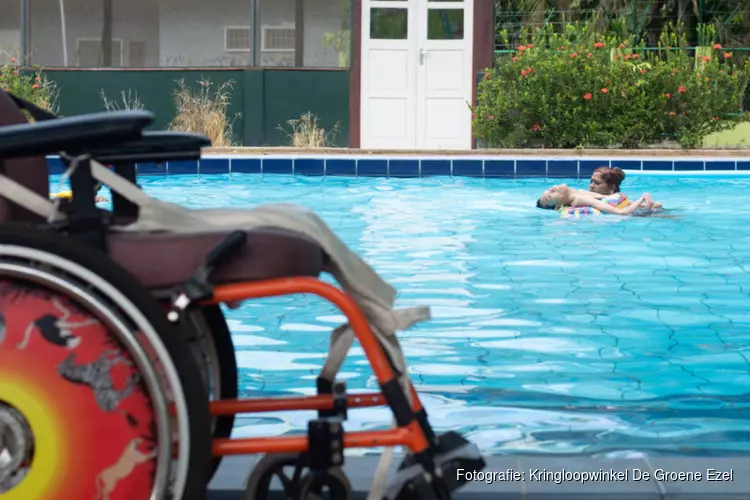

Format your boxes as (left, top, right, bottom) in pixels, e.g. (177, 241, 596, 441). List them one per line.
(182, 304, 238, 478)
(243, 453, 354, 500)
(0, 226, 212, 500)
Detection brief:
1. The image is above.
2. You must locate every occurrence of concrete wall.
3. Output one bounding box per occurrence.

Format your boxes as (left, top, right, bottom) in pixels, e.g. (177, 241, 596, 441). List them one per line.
(20, 0, 347, 68)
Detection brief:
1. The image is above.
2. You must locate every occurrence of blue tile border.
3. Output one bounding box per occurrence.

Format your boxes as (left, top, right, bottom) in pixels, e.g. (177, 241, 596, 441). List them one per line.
(45, 155, 749, 179)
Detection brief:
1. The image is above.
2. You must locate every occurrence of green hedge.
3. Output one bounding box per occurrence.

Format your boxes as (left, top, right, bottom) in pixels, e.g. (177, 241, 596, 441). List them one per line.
(473, 22, 750, 149)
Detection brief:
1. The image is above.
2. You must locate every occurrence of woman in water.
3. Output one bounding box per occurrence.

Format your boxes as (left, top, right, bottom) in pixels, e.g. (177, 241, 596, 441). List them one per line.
(587, 166, 663, 210)
(536, 183, 655, 215)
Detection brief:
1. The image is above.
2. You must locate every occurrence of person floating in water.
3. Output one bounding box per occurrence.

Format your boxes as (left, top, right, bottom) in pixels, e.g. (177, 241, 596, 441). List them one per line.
(536, 183, 656, 215)
(588, 166, 664, 211)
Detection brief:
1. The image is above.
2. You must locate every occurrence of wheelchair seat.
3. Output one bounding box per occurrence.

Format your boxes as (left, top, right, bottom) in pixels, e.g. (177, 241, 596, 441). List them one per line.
(107, 228, 324, 289)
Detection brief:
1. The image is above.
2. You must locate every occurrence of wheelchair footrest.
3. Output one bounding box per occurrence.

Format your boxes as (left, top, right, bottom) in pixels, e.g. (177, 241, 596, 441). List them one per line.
(385, 431, 486, 500)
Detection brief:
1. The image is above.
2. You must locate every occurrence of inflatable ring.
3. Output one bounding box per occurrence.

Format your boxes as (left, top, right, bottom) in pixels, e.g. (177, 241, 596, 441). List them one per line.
(51, 190, 72, 200)
(602, 192, 629, 209)
(559, 206, 601, 219)
(558, 193, 630, 219)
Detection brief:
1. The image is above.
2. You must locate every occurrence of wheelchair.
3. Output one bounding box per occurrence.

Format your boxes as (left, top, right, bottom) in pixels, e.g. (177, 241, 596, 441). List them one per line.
(0, 89, 485, 500)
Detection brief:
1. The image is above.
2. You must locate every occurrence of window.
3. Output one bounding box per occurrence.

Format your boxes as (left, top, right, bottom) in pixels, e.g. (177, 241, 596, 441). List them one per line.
(128, 41, 146, 67)
(76, 39, 123, 67)
(260, 25, 295, 52)
(224, 26, 252, 52)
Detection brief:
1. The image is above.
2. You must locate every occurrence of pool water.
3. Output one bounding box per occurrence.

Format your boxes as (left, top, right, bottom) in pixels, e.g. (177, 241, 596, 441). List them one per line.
(54, 173, 750, 457)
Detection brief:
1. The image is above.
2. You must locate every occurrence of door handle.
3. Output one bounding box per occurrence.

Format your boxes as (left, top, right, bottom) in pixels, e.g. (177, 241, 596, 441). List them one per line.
(419, 48, 426, 65)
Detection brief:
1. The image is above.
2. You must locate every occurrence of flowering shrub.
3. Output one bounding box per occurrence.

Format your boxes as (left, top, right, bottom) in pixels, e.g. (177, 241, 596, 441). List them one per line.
(473, 22, 750, 148)
(0, 57, 58, 118)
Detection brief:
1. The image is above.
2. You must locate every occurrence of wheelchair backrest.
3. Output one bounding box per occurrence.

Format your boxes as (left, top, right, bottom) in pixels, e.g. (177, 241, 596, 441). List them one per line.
(0, 90, 51, 223)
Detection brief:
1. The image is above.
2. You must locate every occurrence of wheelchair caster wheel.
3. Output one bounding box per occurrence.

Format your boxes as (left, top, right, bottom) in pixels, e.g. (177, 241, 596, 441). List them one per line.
(298, 468, 353, 500)
(243, 453, 353, 500)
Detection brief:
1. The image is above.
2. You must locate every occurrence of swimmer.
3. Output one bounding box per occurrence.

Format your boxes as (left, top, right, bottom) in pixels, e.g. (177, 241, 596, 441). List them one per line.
(536, 183, 654, 215)
(588, 166, 663, 210)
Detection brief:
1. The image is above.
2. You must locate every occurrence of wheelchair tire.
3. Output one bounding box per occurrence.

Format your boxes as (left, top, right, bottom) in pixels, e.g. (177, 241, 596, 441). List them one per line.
(0, 225, 212, 500)
(181, 304, 238, 479)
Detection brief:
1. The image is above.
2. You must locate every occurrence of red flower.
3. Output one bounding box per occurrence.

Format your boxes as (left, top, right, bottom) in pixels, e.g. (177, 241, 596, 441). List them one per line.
(664, 93, 671, 98)
(32, 83, 39, 89)
(521, 69, 528, 76)
(724, 52, 732, 59)
(678, 86, 686, 93)
(9, 57, 15, 63)
(527, 43, 534, 49)
(586, 52, 593, 58)
(669, 112, 676, 117)
(488, 115, 495, 120)
(570, 52, 578, 59)
(512, 56, 518, 62)
(702, 55, 711, 62)
(632, 54, 639, 59)
(711, 116, 719, 121)
(593, 42, 605, 49)
(641, 69, 647, 74)
(625, 54, 632, 60)
(583, 93, 592, 100)
(517, 45, 527, 51)
(672, 68, 679, 74)
(618, 43, 625, 49)
(532, 123, 541, 132)
(601, 88, 608, 94)
(713, 43, 722, 50)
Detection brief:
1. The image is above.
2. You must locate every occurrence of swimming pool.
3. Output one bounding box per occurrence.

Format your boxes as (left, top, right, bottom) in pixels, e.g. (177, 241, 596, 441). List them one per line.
(51, 171, 750, 458)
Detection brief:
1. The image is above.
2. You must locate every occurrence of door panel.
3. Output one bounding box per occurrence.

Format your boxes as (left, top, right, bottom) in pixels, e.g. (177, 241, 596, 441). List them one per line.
(360, 0, 473, 150)
(416, 0, 472, 149)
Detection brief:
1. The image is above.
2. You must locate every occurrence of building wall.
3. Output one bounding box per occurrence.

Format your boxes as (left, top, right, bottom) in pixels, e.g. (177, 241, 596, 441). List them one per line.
(28, 0, 160, 66)
(20, 0, 347, 68)
(0, 0, 21, 64)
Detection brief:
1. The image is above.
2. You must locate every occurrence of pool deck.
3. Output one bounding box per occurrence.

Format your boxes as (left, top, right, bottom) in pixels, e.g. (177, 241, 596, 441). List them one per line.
(47, 147, 750, 179)
(204, 147, 750, 158)
(208, 453, 750, 499)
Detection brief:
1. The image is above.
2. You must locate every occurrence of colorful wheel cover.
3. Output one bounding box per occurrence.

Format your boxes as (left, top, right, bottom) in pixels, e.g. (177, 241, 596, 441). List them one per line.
(0, 280, 158, 500)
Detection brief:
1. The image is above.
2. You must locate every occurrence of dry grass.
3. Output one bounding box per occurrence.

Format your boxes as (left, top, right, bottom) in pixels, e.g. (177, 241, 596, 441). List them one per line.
(278, 112, 340, 148)
(100, 89, 145, 112)
(168, 78, 239, 148)
(32, 78, 60, 117)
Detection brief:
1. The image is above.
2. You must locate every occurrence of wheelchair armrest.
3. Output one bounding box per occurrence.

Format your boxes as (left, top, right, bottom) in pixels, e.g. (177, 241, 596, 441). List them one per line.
(88, 131, 212, 163)
(0, 110, 154, 159)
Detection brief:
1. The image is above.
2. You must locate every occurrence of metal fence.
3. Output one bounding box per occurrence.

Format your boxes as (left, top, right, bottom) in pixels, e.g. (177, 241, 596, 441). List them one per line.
(494, 2, 750, 50)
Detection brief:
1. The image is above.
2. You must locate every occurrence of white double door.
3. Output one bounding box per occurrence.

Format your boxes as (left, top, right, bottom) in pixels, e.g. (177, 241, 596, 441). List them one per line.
(361, 0, 474, 150)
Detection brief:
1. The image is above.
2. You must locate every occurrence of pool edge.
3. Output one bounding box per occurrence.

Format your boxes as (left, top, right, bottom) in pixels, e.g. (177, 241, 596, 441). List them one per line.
(208, 454, 750, 499)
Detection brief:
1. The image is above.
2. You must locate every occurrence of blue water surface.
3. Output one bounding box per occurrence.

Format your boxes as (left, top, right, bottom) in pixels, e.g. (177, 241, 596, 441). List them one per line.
(54, 173, 750, 457)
